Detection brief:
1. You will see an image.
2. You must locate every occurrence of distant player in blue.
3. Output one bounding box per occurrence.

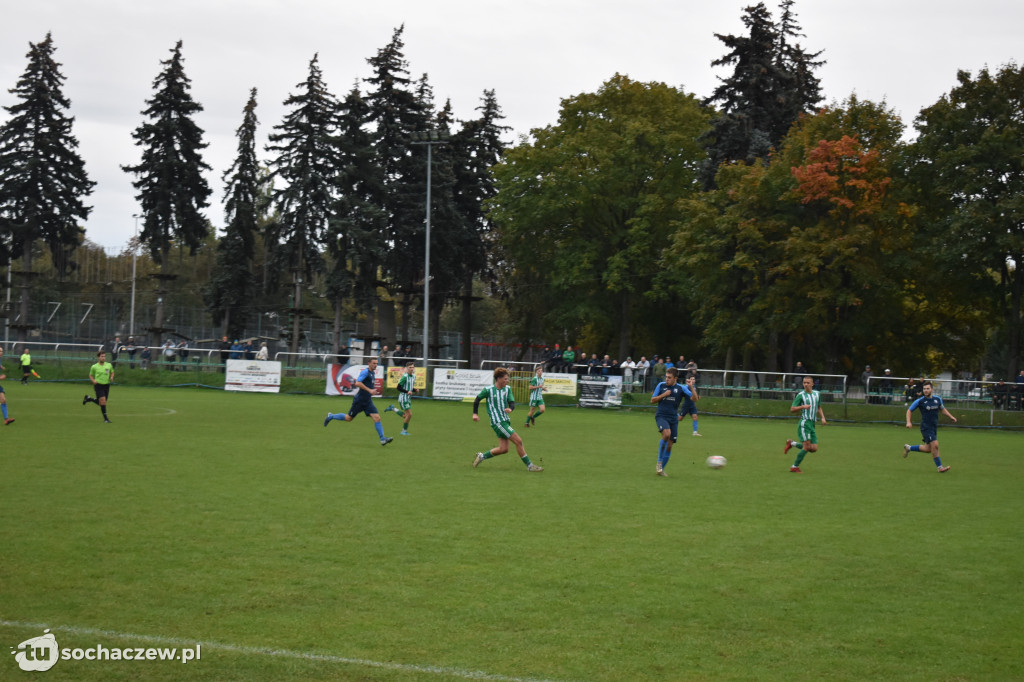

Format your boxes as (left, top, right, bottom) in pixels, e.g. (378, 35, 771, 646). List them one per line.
(680, 375, 701, 437)
(651, 367, 686, 476)
(904, 380, 956, 472)
(323, 356, 393, 446)
(0, 346, 15, 425)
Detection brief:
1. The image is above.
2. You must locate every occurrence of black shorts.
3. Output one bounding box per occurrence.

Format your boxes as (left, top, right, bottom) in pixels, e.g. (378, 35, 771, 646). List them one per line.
(94, 384, 110, 400)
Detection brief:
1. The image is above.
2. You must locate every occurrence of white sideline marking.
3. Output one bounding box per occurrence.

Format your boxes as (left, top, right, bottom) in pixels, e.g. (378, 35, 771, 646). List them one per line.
(1, 620, 565, 682)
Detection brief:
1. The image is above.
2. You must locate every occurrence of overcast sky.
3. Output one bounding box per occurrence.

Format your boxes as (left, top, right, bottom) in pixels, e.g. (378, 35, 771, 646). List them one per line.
(2, 0, 1020, 251)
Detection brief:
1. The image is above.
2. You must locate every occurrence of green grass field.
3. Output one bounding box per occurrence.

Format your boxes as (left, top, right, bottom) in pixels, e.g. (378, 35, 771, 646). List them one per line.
(2, 383, 1022, 681)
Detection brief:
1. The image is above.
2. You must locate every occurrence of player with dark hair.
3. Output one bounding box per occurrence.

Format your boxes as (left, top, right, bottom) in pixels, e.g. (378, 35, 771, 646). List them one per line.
(323, 356, 393, 446)
(472, 367, 543, 471)
(784, 376, 827, 472)
(524, 365, 546, 427)
(385, 361, 417, 435)
(681, 375, 701, 437)
(904, 380, 956, 472)
(651, 367, 685, 476)
(83, 350, 114, 423)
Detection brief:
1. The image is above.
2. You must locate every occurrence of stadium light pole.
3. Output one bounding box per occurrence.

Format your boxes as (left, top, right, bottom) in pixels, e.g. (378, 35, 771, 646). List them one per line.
(410, 129, 450, 369)
(130, 213, 139, 337)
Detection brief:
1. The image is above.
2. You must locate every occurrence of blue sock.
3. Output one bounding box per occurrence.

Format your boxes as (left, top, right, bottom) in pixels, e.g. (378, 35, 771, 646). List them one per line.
(910, 445, 921, 452)
(663, 448, 672, 467)
(657, 440, 666, 466)
(933, 456, 942, 467)
(692, 420, 698, 433)
(375, 422, 385, 439)
(1, 404, 7, 419)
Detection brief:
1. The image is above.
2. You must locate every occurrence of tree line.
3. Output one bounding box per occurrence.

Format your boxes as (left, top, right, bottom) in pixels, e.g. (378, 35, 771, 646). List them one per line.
(0, 3, 1020, 379)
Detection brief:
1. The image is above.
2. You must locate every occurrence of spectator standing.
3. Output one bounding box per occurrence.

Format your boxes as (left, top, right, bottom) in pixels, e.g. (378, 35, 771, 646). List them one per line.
(177, 340, 190, 370)
(162, 340, 176, 369)
(793, 361, 807, 388)
(621, 357, 636, 387)
(218, 336, 231, 372)
(652, 356, 667, 387)
(230, 340, 243, 360)
(256, 342, 269, 361)
(126, 337, 137, 369)
(861, 365, 874, 402)
(110, 336, 122, 367)
(140, 345, 151, 370)
(685, 360, 699, 384)
(636, 356, 650, 390)
(879, 369, 894, 404)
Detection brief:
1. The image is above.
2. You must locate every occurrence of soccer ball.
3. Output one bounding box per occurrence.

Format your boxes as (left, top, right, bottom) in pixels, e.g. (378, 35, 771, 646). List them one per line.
(706, 455, 727, 469)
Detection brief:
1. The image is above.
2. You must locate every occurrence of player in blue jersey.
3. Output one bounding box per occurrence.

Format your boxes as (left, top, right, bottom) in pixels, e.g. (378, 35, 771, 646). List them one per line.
(323, 356, 393, 446)
(0, 346, 15, 425)
(472, 367, 543, 471)
(904, 380, 956, 472)
(680, 375, 701, 437)
(651, 367, 686, 476)
(784, 376, 827, 472)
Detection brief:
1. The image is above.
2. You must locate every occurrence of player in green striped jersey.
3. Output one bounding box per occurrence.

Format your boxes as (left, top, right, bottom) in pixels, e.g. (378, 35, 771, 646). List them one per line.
(784, 375, 827, 472)
(524, 365, 546, 427)
(389, 362, 417, 435)
(472, 367, 543, 472)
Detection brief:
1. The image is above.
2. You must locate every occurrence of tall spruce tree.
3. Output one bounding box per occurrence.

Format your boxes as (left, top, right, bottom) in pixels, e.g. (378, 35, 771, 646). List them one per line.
(325, 85, 386, 355)
(450, 89, 510, 362)
(0, 33, 94, 340)
(122, 40, 212, 338)
(204, 88, 262, 338)
(265, 54, 341, 354)
(364, 26, 431, 345)
(702, 1, 823, 187)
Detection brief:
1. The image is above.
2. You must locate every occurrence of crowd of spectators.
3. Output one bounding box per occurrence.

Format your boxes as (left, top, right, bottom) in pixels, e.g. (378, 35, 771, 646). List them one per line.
(535, 345, 701, 391)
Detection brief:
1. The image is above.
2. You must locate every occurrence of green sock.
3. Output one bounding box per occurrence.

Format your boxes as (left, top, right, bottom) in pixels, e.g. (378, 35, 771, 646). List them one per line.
(794, 450, 807, 466)
(532, 412, 541, 423)
(481, 451, 494, 460)
(521, 454, 533, 467)
(403, 422, 410, 431)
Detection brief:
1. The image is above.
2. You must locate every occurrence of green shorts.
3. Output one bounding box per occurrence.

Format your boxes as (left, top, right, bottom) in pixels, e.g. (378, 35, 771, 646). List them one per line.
(529, 397, 545, 407)
(796, 421, 818, 445)
(398, 392, 412, 411)
(491, 420, 515, 439)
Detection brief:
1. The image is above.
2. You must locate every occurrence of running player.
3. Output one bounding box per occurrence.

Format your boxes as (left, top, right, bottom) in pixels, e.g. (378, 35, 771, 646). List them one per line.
(651, 367, 686, 476)
(385, 362, 417, 435)
(472, 367, 543, 471)
(323, 357, 393, 445)
(784, 375, 827, 472)
(680, 375, 701, 436)
(904, 380, 956, 472)
(83, 350, 114, 423)
(524, 365, 546, 427)
(0, 347, 15, 425)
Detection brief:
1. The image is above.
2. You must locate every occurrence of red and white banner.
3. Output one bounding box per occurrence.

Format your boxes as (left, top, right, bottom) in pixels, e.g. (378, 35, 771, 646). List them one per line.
(325, 364, 383, 396)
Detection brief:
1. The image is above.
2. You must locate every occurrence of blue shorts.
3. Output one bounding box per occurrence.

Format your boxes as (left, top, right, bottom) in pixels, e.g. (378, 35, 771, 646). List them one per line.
(680, 404, 698, 417)
(920, 427, 937, 445)
(656, 415, 678, 442)
(349, 397, 379, 419)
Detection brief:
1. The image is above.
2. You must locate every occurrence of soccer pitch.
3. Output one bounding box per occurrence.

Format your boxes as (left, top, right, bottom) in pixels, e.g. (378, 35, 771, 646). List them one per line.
(3, 384, 1022, 681)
